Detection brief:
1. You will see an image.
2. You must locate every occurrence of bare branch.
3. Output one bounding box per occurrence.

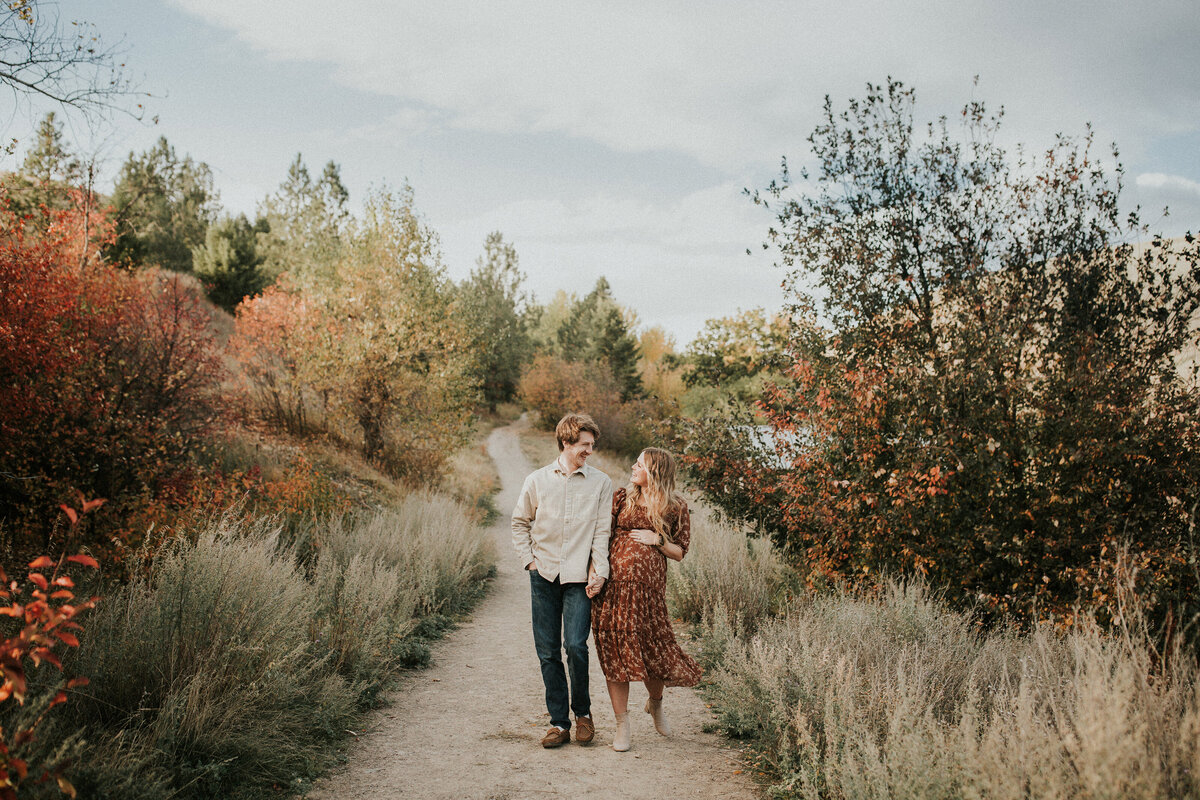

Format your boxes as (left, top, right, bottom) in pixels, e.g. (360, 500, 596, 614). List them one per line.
(1, 1, 142, 122)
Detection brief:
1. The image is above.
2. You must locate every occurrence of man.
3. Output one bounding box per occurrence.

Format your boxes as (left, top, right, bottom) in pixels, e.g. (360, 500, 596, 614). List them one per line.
(512, 413, 612, 748)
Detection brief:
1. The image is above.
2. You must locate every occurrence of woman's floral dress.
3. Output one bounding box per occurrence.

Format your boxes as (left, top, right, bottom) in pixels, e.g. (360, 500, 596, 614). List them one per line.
(591, 488, 702, 686)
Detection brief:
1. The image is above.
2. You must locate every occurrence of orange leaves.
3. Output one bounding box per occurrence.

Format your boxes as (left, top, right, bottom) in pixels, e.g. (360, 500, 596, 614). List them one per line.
(0, 551, 96, 792)
(0, 505, 101, 796)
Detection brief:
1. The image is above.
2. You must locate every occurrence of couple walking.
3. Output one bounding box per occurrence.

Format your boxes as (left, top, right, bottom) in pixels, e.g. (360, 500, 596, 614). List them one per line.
(511, 413, 701, 752)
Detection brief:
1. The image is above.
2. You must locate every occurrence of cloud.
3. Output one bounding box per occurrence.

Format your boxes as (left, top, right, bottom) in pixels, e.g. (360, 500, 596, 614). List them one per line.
(170, 0, 1200, 172)
(160, 0, 1200, 338)
(345, 106, 445, 144)
(435, 179, 785, 342)
(1137, 172, 1200, 198)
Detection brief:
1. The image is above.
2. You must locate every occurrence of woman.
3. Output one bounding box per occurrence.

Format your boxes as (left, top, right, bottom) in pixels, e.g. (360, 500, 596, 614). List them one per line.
(587, 447, 701, 752)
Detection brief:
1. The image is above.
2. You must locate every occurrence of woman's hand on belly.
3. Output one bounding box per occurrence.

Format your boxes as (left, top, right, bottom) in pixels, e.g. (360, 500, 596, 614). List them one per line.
(628, 528, 661, 547)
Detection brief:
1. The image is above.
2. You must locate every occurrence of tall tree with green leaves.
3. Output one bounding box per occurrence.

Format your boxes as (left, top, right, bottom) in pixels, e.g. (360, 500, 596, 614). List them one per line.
(314, 185, 474, 474)
(107, 136, 218, 272)
(257, 154, 349, 286)
(192, 213, 270, 313)
(459, 231, 533, 410)
(1, 111, 81, 216)
(554, 277, 643, 400)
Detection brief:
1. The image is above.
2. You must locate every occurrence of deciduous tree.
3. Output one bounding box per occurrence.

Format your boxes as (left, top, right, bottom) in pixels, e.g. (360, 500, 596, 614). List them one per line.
(0, 1, 139, 134)
(687, 79, 1200, 627)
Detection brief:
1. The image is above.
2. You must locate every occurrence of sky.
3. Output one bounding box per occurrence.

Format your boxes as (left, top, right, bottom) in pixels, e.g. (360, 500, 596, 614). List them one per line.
(5, 0, 1199, 346)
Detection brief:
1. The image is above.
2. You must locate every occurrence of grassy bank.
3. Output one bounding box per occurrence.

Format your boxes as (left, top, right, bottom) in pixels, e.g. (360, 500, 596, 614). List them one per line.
(2, 492, 495, 799)
(669, 517, 1200, 800)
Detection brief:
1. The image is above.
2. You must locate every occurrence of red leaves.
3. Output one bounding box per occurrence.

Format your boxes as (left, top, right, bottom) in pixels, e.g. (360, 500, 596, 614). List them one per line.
(2, 198, 223, 566)
(0, 547, 99, 795)
(80, 498, 105, 514)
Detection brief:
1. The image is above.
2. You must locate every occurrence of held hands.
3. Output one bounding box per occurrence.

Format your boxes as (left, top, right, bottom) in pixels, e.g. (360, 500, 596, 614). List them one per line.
(585, 567, 606, 598)
(629, 528, 662, 547)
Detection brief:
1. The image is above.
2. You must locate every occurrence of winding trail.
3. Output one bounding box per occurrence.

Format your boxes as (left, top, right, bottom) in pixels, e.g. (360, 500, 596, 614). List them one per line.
(308, 418, 757, 800)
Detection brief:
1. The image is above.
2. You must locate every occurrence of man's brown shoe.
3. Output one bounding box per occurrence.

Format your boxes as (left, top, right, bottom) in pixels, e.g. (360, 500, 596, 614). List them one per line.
(541, 726, 570, 748)
(575, 715, 595, 744)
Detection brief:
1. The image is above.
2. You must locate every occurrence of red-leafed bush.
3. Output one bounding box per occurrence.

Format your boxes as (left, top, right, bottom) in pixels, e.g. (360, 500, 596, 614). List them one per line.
(0, 203, 224, 563)
(229, 282, 327, 434)
(0, 502, 101, 799)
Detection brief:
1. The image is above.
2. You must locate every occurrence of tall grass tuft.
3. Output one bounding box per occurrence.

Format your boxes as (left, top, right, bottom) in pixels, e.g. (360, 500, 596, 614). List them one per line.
(47, 494, 494, 800)
(685, 520, 1200, 800)
(441, 440, 501, 523)
(667, 510, 793, 634)
(313, 496, 496, 695)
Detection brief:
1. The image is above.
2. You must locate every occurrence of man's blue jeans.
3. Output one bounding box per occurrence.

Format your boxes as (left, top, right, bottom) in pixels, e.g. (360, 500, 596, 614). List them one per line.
(529, 571, 591, 730)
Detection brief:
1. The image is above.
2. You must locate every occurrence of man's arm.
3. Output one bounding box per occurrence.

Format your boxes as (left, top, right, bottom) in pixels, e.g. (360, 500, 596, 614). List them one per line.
(511, 474, 538, 570)
(588, 475, 613, 580)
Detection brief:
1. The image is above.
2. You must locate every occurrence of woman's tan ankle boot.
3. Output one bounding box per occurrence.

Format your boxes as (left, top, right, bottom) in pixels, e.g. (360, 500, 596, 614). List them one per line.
(645, 696, 671, 736)
(612, 711, 631, 752)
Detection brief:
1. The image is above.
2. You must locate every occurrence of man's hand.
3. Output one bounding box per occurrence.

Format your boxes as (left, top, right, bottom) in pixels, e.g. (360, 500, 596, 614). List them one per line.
(526, 561, 536, 571)
(585, 573, 606, 598)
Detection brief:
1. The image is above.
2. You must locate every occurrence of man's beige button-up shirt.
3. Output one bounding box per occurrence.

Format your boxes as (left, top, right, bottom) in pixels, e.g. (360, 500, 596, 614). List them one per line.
(511, 458, 612, 583)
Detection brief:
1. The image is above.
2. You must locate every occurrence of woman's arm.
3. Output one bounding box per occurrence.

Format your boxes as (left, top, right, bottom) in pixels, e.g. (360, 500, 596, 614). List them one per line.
(659, 537, 684, 562)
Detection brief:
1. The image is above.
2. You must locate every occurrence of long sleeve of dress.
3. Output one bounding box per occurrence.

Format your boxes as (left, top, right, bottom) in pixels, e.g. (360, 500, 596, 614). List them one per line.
(673, 499, 691, 558)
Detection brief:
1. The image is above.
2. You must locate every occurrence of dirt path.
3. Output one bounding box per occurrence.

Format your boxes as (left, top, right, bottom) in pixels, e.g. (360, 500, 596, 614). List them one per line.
(308, 418, 757, 800)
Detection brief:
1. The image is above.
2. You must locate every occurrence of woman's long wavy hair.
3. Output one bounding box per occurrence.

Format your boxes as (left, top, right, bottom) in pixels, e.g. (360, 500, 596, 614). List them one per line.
(627, 447, 682, 543)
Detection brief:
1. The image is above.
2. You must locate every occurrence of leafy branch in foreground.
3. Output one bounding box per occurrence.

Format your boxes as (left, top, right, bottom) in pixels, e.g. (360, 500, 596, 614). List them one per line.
(0, 500, 101, 800)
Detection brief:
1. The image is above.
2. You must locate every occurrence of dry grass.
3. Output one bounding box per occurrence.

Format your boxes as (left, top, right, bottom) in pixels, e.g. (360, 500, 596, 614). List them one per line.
(666, 509, 794, 634)
(31, 493, 495, 799)
(442, 437, 502, 523)
(684, 520, 1200, 800)
(440, 405, 526, 523)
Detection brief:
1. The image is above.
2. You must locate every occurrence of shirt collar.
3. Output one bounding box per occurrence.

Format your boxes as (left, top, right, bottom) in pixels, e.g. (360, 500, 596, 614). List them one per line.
(554, 455, 589, 477)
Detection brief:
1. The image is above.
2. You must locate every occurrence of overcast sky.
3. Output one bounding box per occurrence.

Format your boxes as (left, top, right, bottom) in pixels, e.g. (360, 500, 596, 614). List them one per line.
(6, 0, 1199, 345)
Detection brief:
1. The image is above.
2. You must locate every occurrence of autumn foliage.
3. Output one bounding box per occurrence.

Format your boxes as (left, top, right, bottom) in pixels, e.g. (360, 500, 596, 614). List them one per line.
(231, 187, 476, 481)
(0, 202, 223, 562)
(0, 504, 101, 800)
(518, 353, 664, 455)
(686, 81, 1200, 629)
